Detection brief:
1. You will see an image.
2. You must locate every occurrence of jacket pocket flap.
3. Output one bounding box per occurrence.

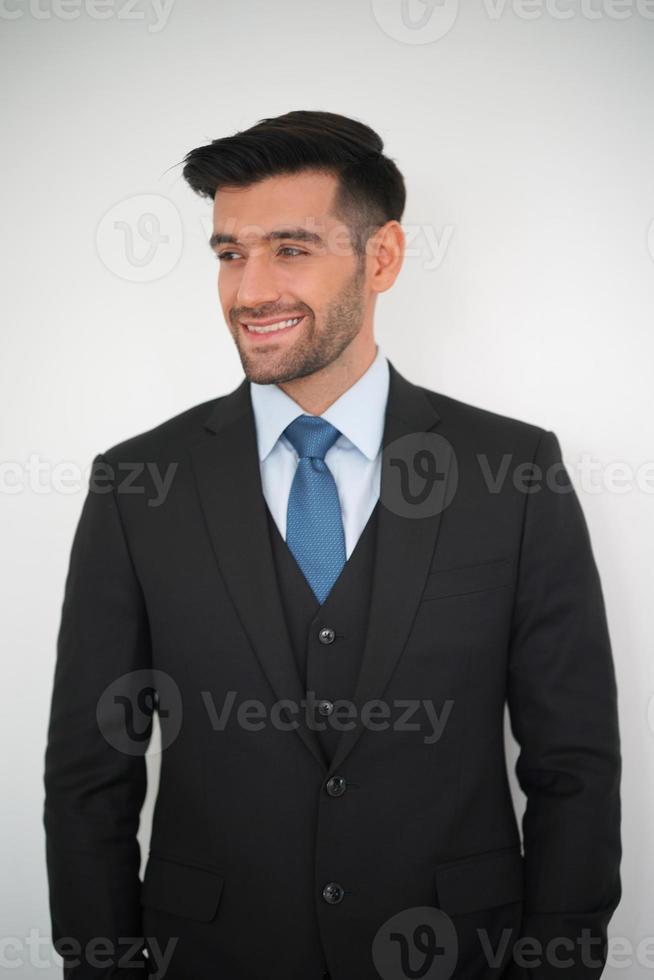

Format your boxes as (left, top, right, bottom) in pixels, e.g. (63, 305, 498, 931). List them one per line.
(422, 558, 512, 601)
(434, 846, 524, 914)
(140, 854, 224, 922)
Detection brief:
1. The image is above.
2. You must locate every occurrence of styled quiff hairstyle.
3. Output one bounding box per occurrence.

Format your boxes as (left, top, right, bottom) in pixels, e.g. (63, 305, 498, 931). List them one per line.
(182, 109, 406, 260)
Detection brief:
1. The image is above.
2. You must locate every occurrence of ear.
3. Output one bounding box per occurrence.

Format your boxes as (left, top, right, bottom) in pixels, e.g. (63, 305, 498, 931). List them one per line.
(368, 220, 405, 294)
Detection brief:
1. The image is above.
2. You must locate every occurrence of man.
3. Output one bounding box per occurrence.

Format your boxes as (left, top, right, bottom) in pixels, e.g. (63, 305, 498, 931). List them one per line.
(43, 110, 621, 980)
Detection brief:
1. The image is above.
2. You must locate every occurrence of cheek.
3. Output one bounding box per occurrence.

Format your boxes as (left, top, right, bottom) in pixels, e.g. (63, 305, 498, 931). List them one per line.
(217, 277, 234, 314)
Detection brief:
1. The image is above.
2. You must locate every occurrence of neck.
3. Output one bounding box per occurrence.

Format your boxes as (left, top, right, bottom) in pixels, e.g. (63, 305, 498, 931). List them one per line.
(278, 335, 377, 415)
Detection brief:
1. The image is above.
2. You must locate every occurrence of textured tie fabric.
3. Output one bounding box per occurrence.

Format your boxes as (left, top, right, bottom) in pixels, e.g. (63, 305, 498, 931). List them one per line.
(284, 414, 346, 604)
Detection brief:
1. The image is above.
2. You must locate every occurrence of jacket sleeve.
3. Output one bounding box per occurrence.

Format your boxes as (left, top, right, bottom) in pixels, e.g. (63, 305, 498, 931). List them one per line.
(503, 429, 622, 979)
(43, 453, 152, 977)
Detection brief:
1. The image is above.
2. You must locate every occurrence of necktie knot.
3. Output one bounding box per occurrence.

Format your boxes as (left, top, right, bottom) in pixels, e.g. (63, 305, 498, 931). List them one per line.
(283, 415, 341, 462)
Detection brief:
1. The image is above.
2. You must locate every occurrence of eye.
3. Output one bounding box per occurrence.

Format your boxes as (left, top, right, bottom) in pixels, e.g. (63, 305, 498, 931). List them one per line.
(277, 247, 306, 257)
(216, 247, 306, 262)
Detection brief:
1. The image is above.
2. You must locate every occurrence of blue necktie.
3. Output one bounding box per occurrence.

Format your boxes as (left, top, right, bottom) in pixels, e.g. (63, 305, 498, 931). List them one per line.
(284, 415, 346, 604)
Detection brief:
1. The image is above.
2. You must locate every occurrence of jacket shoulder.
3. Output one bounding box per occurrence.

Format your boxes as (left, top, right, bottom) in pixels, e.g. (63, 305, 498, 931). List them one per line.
(419, 384, 549, 447)
(98, 391, 230, 464)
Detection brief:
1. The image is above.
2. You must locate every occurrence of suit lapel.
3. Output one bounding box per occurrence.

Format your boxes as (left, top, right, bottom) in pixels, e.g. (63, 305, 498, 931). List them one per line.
(188, 361, 448, 777)
(189, 380, 326, 771)
(327, 362, 448, 774)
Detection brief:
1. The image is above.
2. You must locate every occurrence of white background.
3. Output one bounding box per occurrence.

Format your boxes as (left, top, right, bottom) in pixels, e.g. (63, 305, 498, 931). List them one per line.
(1, 0, 653, 975)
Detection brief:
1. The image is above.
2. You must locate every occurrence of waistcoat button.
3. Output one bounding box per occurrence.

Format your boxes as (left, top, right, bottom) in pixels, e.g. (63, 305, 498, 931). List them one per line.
(322, 881, 345, 904)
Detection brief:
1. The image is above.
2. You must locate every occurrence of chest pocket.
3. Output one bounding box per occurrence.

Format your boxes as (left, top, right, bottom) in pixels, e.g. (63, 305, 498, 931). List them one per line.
(421, 557, 513, 602)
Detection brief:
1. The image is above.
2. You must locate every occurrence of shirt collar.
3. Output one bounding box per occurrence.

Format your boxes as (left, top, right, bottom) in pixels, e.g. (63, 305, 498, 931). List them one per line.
(249, 346, 390, 462)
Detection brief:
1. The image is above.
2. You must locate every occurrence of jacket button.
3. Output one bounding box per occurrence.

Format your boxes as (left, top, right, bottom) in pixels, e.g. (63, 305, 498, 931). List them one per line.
(325, 775, 347, 797)
(318, 627, 336, 645)
(317, 699, 334, 717)
(322, 881, 344, 904)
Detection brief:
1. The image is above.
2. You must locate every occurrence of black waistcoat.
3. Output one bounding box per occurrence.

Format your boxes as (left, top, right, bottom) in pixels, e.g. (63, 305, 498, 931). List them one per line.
(265, 502, 380, 766)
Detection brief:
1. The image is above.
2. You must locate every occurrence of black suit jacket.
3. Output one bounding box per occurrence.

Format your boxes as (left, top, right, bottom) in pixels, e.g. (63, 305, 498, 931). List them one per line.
(43, 361, 621, 980)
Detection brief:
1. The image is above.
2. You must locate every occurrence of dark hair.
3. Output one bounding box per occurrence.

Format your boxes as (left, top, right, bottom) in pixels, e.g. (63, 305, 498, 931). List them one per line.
(181, 109, 406, 258)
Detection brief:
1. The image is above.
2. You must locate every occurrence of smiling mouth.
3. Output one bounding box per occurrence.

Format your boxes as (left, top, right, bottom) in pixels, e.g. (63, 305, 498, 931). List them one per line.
(240, 315, 305, 336)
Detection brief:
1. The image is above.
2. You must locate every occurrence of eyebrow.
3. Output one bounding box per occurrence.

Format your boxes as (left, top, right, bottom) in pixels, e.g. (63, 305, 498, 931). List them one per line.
(209, 227, 326, 250)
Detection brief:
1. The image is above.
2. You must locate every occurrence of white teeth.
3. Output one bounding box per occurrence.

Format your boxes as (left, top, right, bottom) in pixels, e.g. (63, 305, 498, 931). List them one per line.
(245, 317, 302, 334)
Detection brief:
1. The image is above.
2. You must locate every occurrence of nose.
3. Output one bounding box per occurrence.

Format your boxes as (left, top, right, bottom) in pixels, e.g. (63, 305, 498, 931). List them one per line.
(235, 252, 281, 310)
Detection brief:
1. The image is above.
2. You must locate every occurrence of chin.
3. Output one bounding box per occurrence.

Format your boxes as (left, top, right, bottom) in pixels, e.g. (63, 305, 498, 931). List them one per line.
(244, 369, 282, 385)
(241, 358, 291, 386)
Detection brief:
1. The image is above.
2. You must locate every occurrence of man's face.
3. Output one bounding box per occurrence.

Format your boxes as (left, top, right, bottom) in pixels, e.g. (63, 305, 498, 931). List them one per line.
(211, 171, 369, 384)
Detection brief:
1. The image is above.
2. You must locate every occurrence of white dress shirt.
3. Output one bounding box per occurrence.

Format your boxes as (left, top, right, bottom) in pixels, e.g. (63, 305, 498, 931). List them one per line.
(249, 346, 390, 559)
